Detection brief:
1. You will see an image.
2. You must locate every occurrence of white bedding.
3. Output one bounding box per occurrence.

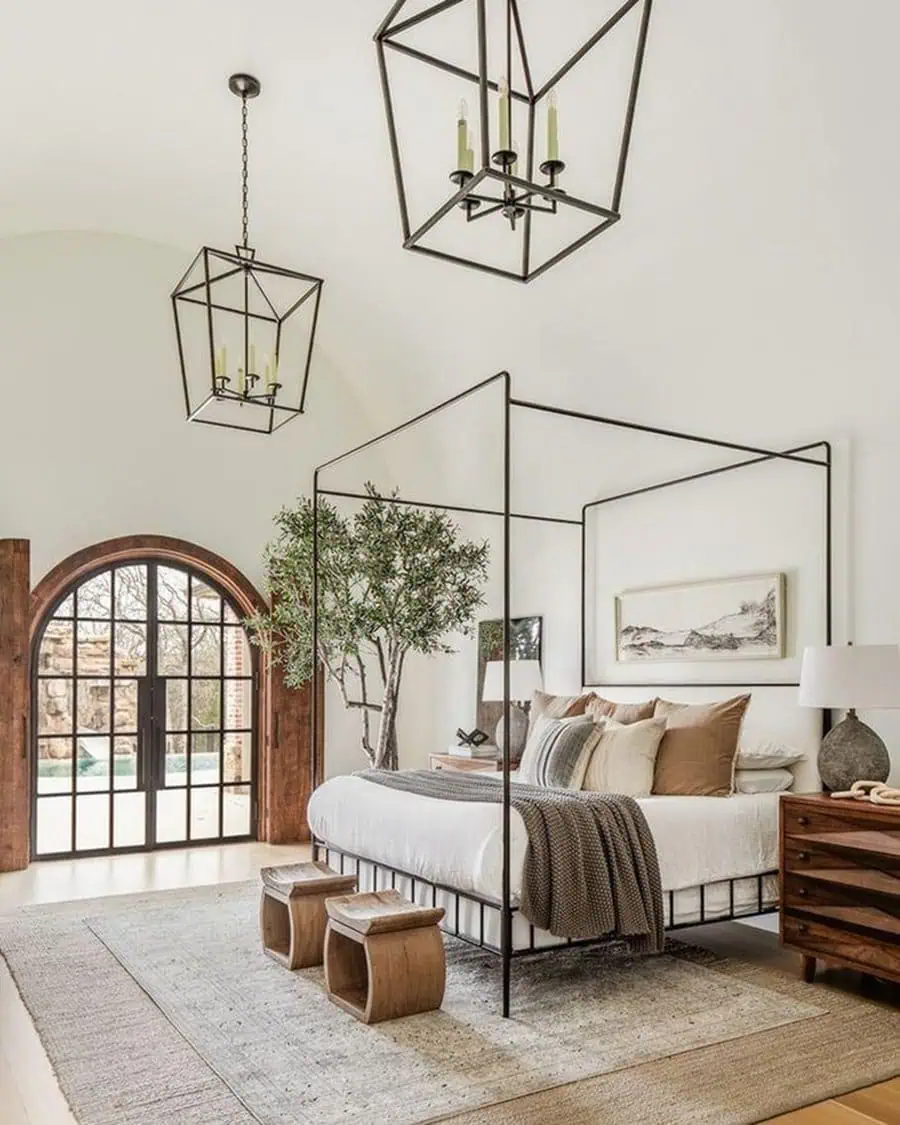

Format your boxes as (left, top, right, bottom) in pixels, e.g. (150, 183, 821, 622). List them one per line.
(307, 774, 779, 903)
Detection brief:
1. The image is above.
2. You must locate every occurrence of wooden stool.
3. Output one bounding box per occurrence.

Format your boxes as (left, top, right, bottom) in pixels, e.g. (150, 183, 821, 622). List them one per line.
(324, 889, 446, 1023)
(259, 861, 357, 970)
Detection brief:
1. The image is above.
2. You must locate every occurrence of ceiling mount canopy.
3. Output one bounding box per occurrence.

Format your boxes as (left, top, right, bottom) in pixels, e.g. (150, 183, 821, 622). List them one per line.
(172, 73, 324, 435)
(375, 0, 654, 283)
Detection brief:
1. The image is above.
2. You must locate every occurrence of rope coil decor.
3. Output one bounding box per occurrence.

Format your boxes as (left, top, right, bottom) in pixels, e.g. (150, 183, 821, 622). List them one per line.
(830, 779, 900, 806)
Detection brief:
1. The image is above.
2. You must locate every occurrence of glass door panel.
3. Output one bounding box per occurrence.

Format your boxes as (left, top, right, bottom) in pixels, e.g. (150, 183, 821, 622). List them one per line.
(33, 559, 256, 858)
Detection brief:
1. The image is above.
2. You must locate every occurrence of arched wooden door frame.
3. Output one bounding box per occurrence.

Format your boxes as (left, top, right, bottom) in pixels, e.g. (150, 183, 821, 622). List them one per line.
(29, 535, 312, 856)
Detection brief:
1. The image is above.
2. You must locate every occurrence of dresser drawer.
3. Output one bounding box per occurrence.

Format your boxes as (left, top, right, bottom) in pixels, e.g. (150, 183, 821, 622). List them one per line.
(783, 838, 856, 872)
(783, 913, 900, 981)
(782, 800, 900, 838)
(782, 872, 868, 910)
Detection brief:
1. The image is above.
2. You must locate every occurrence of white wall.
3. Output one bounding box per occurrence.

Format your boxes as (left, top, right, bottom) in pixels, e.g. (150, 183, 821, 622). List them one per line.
(0, 231, 372, 588)
(0, 230, 374, 780)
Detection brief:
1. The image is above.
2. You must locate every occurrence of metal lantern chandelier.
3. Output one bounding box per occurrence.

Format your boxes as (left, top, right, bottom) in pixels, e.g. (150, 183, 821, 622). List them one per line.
(375, 0, 654, 282)
(172, 74, 324, 434)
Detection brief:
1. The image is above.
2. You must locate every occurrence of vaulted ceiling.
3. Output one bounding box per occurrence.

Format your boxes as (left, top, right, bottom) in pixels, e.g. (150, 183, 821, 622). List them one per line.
(3, 0, 900, 442)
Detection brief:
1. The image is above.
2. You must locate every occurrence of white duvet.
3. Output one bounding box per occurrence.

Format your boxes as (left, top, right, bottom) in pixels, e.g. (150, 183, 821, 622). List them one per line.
(307, 774, 779, 902)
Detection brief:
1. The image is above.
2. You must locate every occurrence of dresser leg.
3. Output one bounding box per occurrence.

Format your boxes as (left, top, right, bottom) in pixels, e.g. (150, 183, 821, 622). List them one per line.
(801, 955, 817, 983)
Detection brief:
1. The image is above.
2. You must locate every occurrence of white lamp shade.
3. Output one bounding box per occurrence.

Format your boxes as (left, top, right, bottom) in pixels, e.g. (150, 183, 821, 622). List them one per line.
(482, 659, 543, 703)
(798, 645, 900, 710)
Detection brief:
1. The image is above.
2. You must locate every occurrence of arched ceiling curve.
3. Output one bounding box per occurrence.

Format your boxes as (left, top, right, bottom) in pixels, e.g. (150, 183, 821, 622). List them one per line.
(3, 0, 900, 443)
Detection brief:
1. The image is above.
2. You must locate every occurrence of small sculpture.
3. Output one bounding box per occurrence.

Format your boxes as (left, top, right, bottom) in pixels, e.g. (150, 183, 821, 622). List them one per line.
(830, 779, 900, 806)
(456, 727, 489, 747)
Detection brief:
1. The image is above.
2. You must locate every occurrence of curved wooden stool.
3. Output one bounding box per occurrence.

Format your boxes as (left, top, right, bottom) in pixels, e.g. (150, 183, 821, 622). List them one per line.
(260, 861, 357, 970)
(324, 889, 446, 1023)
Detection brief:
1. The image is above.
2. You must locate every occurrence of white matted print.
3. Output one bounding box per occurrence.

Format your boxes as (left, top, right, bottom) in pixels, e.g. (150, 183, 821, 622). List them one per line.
(615, 573, 786, 663)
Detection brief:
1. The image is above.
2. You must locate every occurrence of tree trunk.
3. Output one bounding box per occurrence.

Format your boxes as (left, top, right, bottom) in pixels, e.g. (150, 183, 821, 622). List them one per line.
(375, 649, 402, 769)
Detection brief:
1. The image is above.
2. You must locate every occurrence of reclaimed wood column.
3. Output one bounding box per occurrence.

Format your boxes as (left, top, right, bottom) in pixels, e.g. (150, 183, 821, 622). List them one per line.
(262, 662, 319, 843)
(0, 539, 30, 872)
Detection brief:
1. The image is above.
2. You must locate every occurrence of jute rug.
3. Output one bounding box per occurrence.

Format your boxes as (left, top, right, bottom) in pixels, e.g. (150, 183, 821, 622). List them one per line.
(1, 882, 899, 1125)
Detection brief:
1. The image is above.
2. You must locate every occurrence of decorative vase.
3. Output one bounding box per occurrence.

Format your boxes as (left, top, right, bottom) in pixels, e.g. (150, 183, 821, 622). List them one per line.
(818, 709, 890, 792)
(494, 704, 529, 760)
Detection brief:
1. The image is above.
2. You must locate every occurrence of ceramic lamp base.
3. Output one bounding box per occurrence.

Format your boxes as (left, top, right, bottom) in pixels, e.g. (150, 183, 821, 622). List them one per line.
(494, 705, 528, 760)
(818, 711, 890, 792)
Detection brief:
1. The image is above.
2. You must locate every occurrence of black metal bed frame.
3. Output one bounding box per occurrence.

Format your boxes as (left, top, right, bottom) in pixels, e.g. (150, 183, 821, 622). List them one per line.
(312, 839, 777, 959)
(311, 371, 831, 1017)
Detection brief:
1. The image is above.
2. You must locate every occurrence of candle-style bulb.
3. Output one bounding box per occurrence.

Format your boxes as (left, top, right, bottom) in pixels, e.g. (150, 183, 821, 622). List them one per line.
(547, 87, 559, 163)
(498, 76, 510, 151)
(456, 97, 469, 171)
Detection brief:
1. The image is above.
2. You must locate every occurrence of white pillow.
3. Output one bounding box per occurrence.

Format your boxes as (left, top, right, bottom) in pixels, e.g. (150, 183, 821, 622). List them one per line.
(581, 716, 667, 798)
(735, 767, 794, 794)
(737, 740, 805, 770)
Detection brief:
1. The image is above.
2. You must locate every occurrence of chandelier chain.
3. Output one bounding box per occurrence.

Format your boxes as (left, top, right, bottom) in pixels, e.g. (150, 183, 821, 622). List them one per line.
(241, 93, 249, 248)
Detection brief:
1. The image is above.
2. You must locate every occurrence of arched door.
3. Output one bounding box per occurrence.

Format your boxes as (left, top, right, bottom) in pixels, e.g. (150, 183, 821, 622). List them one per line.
(32, 559, 257, 857)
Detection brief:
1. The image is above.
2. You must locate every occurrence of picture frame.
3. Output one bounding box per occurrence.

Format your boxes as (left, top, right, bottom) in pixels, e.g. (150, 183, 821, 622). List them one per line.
(614, 573, 786, 663)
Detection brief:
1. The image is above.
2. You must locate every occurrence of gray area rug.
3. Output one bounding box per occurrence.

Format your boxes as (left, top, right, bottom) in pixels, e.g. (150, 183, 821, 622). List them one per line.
(0, 881, 895, 1125)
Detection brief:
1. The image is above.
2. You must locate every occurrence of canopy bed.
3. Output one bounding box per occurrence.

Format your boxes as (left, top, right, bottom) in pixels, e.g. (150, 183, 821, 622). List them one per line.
(308, 371, 833, 1017)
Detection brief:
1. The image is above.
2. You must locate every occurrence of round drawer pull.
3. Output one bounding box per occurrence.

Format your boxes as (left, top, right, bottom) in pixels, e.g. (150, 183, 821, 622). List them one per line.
(797, 851, 810, 861)
(797, 923, 808, 934)
(797, 888, 808, 897)
(797, 816, 809, 826)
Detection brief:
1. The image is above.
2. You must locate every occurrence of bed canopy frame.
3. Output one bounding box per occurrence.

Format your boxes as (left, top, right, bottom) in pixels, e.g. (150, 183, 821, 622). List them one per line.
(310, 371, 832, 1017)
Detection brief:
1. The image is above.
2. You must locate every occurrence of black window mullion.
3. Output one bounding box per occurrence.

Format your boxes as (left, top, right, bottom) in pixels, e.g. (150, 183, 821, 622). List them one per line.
(146, 563, 159, 847)
(71, 584, 78, 853)
(218, 601, 225, 837)
(186, 572, 193, 840)
(109, 567, 116, 849)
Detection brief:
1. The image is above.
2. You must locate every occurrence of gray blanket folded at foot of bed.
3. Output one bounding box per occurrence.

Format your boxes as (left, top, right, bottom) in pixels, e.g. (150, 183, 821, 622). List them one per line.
(356, 769, 664, 952)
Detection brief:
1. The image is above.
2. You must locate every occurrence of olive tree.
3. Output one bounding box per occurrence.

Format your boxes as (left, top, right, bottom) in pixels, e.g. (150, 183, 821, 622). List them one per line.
(247, 484, 489, 769)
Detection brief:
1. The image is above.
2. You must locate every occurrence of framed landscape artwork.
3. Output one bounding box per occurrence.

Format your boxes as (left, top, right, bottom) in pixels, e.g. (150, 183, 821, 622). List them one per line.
(614, 573, 786, 663)
(476, 616, 542, 734)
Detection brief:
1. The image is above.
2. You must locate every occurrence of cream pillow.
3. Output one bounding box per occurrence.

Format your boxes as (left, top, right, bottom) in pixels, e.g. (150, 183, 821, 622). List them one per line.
(734, 767, 794, 794)
(736, 742, 805, 770)
(581, 716, 667, 797)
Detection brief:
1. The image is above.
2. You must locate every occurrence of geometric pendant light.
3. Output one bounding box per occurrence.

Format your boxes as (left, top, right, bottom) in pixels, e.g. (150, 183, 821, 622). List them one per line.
(172, 74, 324, 434)
(375, 0, 654, 282)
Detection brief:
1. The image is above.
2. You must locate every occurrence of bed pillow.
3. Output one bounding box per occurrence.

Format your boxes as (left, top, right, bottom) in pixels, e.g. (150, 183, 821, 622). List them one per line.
(518, 716, 602, 790)
(652, 694, 751, 797)
(581, 716, 667, 797)
(734, 767, 794, 794)
(586, 695, 658, 725)
(736, 742, 805, 770)
(528, 689, 592, 733)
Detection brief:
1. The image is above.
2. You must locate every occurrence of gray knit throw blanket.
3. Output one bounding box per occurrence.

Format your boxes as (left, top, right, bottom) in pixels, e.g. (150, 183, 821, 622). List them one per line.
(356, 769, 664, 952)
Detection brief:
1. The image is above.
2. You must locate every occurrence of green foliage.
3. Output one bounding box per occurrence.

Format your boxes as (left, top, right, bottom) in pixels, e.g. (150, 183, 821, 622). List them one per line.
(246, 484, 489, 766)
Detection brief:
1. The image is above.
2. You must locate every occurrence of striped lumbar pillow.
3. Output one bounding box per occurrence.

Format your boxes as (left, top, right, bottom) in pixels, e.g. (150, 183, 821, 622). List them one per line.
(519, 716, 602, 790)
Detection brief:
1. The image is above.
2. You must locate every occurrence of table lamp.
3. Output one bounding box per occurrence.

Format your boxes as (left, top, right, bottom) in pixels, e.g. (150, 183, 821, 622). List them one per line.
(482, 659, 543, 759)
(798, 644, 900, 790)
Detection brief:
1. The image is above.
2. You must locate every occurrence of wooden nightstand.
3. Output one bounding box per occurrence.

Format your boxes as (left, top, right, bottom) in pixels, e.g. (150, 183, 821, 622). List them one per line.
(429, 752, 504, 773)
(780, 792, 900, 986)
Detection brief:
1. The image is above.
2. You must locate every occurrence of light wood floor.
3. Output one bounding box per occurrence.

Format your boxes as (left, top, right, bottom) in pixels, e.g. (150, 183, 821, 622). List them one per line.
(0, 850, 897, 1125)
(768, 1081, 900, 1124)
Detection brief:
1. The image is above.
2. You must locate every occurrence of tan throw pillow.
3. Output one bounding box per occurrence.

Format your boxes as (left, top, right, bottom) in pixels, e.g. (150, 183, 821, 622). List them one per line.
(652, 695, 751, 797)
(582, 716, 667, 797)
(528, 689, 592, 733)
(586, 695, 658, 725)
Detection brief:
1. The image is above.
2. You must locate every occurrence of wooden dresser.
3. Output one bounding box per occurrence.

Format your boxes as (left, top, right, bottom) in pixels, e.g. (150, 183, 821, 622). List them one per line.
(780, 792, 900, 985)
